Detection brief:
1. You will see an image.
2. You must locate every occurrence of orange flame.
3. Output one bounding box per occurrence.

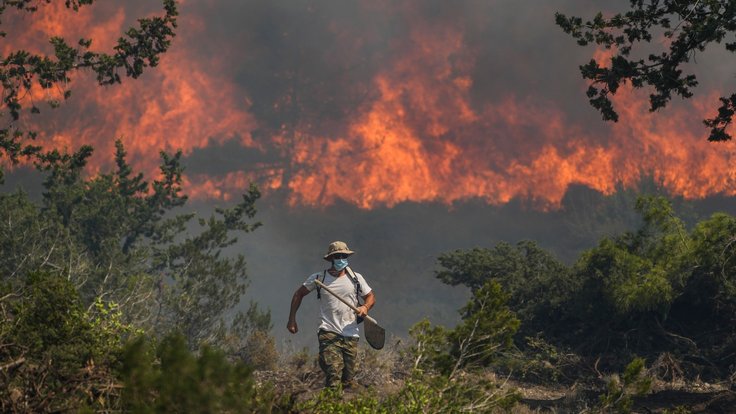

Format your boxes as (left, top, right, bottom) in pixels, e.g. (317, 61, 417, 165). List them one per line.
(277, 25, 736, 209)
(5, 3, 736, 209)
(7, 3, 257, 179)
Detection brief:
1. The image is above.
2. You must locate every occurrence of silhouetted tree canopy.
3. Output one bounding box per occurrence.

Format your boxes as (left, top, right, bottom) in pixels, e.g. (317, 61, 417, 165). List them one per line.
(0, 0, 178, 181)
(556, 0, 736, 141)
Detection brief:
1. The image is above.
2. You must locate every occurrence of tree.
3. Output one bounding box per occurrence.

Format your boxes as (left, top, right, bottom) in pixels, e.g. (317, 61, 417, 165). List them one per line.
(436, 241, 574, 336)
(405, 281, 519, 377)
(564, 196, 695, 359)
(150, 181, 270, 348)
(433, 196, 736, 376)
(576, 196, 689, 315)
(672, 212, 736, 355)
(0, 0, 178, 181)
(556, 1, 736, 141)
(0, 141, 270, 351)
(447, 280, 520, 373)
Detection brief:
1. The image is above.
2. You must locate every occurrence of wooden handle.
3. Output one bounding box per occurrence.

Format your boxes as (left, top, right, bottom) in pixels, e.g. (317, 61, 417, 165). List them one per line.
(314, 279, 377, 324)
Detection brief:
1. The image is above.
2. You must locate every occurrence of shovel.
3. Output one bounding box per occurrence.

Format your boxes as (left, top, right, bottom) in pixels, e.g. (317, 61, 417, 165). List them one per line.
(314, 279, 385, 350)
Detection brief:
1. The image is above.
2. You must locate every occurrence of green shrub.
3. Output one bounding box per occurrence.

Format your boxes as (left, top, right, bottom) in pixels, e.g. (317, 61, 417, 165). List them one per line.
(388, 371, 521, 413)
(597, 357, 652, 414)
(406, 281, 519, 376)
(448, 280, 520, 372)
(0, 272, 123, 412)
(119, 333, 272, 413)
(498, 336, 582, 385)
(404, 319, 452, 373)
(295, 370, 520, 414)
(436, 241, 575, 338)
(296, 386, 385, 414)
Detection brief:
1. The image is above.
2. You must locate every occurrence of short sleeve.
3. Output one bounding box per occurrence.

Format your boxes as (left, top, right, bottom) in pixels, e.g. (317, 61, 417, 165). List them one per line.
(303, 272, 320, 291)
(355, 272, 372, 296)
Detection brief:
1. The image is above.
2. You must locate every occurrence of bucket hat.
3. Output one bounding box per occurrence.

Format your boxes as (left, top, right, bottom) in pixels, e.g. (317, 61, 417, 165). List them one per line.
(323, 241, 355, 261)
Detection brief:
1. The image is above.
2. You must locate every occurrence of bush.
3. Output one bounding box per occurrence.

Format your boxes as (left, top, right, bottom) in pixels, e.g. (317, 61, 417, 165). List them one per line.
(498, 335, 583, 385)
(241, 330, 279, 371)
(119, 333, 274, 412)
(0, 272, 124, 412)
(294, 370, 520, 414)
(436, 241, 575, 338)
(448, 280, 520, 372)
(404, 319, 452, 374)
(597, 357, 652, 414)
(405, 281, 519, 376)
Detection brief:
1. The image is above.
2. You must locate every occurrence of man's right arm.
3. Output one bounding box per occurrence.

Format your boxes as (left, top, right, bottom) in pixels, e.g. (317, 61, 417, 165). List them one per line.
(287, 285, 311, 334)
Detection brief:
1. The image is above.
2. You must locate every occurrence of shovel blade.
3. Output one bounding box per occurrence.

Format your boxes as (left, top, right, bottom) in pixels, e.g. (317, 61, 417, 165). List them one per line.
(364, 318, 385, 350)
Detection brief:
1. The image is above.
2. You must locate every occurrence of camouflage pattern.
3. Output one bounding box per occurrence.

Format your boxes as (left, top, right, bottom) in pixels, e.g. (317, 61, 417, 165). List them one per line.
(318, 329, 359, 388)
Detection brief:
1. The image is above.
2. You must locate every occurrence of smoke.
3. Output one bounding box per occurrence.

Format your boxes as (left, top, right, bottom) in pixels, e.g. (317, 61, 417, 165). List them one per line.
(5, 0, 736, 347)
(236, 182, 736, 350)
(6, 0, 735, 207)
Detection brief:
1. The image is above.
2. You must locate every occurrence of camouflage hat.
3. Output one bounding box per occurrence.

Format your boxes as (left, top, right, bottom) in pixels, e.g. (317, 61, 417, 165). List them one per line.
(323, 241, 355, 261)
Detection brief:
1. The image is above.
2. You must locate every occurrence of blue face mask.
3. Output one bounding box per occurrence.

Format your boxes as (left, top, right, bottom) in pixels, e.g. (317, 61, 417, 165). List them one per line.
(333, 258, 349, 271)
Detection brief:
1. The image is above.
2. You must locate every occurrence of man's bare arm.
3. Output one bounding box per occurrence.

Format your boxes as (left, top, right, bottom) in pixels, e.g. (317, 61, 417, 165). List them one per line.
(287, 285, 310, 333)
(357, 291, 375, 317)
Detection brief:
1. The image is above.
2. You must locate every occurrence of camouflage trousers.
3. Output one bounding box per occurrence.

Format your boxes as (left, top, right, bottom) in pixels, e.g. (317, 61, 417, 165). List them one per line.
(318, 329, 359, 388)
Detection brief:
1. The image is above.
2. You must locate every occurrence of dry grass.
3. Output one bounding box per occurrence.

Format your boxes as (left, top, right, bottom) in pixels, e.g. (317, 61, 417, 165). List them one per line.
(254, 341, 736, 413)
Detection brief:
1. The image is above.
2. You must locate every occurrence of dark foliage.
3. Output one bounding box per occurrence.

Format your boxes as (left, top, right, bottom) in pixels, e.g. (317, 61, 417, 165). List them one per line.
(0, 272, 123, 412)
(0, 0, 178, 182)
(120, 334, 274, 413)
(556, 0, 736, 141)
(437, 241, 576, 338)
(436, 196, 736, 377)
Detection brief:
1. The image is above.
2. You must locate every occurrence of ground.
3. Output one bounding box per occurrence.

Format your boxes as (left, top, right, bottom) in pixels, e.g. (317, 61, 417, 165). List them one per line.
(255, 352, 736, 413)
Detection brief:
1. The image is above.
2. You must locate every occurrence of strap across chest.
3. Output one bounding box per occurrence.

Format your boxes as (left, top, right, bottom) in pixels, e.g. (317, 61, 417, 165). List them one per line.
(316, 267, 363, 306)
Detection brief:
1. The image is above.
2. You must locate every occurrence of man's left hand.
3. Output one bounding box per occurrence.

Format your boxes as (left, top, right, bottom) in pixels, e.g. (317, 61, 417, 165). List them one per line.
(356, 305, 368, 317)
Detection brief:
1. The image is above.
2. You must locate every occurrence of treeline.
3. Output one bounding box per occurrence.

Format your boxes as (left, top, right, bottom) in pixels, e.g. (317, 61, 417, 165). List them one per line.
(3, 142, 736, 412)
(434, 195, 736, 379)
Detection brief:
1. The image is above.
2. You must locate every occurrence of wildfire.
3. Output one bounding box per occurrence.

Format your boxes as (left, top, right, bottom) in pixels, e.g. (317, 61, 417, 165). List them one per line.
(5, 2, 257, 178)
(4, 1, 735, 209)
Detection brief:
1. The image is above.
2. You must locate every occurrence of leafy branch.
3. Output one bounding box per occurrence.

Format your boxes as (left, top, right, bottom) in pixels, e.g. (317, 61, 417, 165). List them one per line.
(0, 0, 179, 181)
(556, 0, 736, 141)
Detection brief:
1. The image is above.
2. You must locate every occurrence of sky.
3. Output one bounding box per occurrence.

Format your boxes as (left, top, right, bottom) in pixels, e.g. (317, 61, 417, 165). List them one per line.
(4, 0, 736, 348)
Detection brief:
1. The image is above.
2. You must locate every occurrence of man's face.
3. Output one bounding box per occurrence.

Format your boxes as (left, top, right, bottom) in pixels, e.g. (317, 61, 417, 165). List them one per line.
(331, 254, 349, 270)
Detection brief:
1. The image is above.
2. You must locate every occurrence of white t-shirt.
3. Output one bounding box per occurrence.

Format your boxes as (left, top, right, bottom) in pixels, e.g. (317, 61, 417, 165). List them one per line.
(303, 269, 372, 338)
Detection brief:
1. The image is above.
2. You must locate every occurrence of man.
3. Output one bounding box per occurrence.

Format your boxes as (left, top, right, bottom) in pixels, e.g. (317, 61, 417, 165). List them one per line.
(287, 241, 376, 389)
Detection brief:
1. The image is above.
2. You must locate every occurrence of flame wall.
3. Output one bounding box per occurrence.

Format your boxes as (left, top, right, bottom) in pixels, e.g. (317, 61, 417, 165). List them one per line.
(5, 0, 735, 209)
